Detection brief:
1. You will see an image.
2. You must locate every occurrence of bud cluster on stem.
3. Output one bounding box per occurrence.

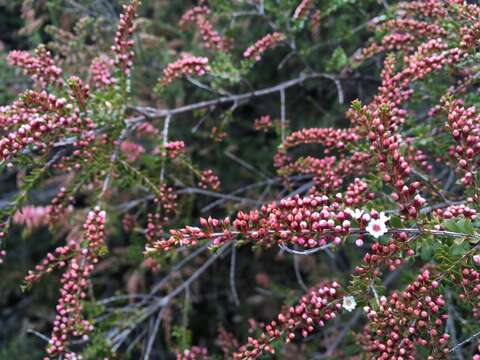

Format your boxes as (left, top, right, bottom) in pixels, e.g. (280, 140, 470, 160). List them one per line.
(45, 208, 106, 358)
(361, 270, 449, 359)
(233, 282, 342, 359)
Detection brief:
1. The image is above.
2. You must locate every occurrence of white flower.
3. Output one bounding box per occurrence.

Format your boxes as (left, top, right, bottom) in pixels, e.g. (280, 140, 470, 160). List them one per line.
(345, 208, 364, 219)
(379, 212, 391, 223)
(366, 218, 388, 239)
(342, 296, 357, 312)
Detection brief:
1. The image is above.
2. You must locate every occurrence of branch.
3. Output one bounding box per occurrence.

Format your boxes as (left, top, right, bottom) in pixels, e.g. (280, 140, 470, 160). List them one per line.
(129, 73, 323, 120)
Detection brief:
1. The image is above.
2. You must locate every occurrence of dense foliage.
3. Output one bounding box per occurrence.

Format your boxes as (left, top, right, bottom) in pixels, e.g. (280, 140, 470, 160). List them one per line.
(1, 0, 480, 359)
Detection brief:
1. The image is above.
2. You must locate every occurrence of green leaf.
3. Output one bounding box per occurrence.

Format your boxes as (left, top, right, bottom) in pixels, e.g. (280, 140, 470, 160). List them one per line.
(442, 219, 461, 233)
(451, 241, 469, 256)
(327, 47, 348, 72)
(420, 243, 433, 261)
(389, 216, 402, 228)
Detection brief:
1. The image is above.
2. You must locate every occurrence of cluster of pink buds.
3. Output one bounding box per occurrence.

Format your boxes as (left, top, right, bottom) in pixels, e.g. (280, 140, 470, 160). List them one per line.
(0, 90, 94, 163)
(111, 0, 140, 75)
(198, 169, 221, 191)
(142, 256, 161, 273)
(24, 245, 75, 285)
(148, 194, 356, 253)
(159, 55, 210, 85)
(405, 145, 433, 173)
(293, 0, 312, 20)
(13, 205, 51, 231)
(361, 33, 416, 59)
(458, 267, 480, 318)
(179, 6, 227, 50)
(254, 115, 272, 132)
(445, 99, 480, 186)
(0, 249, 6, 264)
(164, 140, 186, 159)
(361, 12, 450, 60)
(145, 213, 164, 247)
(280, 153, 370, 194)
(154, 183, 178, 218)
(121, 141, 145, 162)
(355, 231, 415, 275)
(281, 127, 359, 153)
(362, 270, 449, 359)
(145, 184, 178, 246)
(47, 187, 74, 227)
(217, 327, 240, 358)
(233, 282, 342, 359)
(7, 45, 63, 87)
(434, 204, 477, 221)
(274, 126, 369, 194)
(342, 178, 374, 206)
(383, 19, 446, 38)
(179, 6, 210, 27)
(460, 19, 480, 49)
(89, 56, 115, 88)
(397, 0, 447, 18)
(243, 32, 285, 61)
(46, 208, 106, 358)
(136, 122, 159, 136)
(177, 346, 209, 360)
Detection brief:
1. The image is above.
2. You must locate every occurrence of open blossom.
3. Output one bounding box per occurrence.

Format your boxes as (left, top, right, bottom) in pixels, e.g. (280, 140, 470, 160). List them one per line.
(243, 32, 285, 61)
(345, 208, 364, 220)
(159, 55, 210, 85)
(366, 213, 389, 239)
(342, 295, 357, 312)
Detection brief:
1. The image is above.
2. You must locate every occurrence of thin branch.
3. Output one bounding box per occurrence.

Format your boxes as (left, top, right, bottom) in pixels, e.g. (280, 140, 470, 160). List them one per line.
(449, 329, 480, 353)
(160, 114, 171, 183)
(143, 307, 167, 360)
(130, 73, 322, 120)
(224, 150, 272, 180)
(280, 88, 286, 142)
(177, 187, 258, 205)
(279, 243, 334, 255)
(27, 328, 51, 343)
(229, 241, 240, 306)
(293, 255, 308, 292)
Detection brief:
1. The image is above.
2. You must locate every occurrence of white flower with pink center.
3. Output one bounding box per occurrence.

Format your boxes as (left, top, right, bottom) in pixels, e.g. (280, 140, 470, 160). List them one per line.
(366, 217, 389, 239)
(342, 296, 357, 312)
